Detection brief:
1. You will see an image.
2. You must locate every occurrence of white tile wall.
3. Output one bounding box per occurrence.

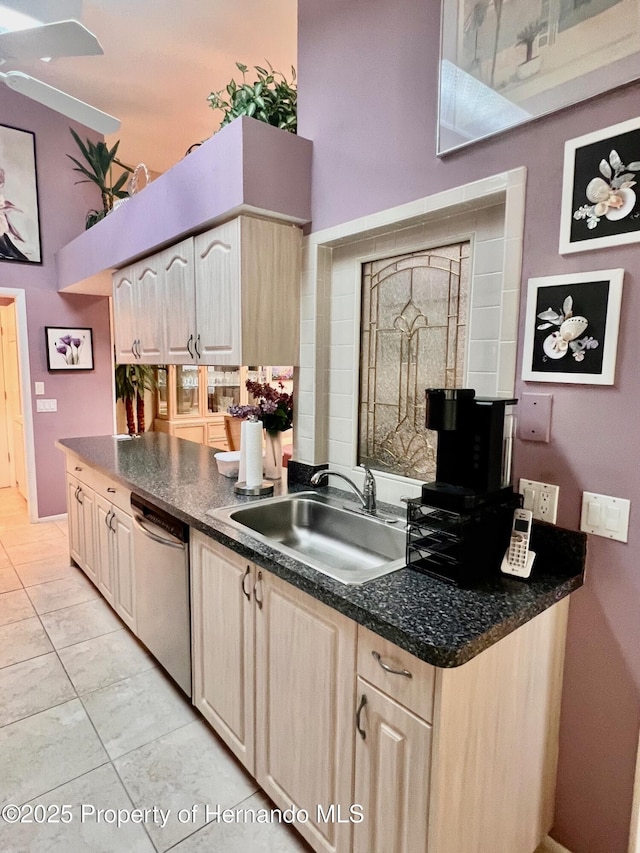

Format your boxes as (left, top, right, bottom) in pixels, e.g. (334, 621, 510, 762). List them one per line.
(295, 169, 527, 503)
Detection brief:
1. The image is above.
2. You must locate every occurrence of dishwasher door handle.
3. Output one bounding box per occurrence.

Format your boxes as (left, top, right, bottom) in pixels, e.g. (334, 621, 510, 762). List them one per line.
(132, 513, 185, 549)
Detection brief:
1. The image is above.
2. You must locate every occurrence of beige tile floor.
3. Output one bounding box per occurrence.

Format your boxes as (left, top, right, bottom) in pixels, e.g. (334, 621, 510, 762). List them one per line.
(0, 487, 310, 853)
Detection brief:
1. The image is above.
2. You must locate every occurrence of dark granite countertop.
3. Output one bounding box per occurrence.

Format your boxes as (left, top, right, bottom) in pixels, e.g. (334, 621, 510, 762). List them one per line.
(57, 433, 585, 668)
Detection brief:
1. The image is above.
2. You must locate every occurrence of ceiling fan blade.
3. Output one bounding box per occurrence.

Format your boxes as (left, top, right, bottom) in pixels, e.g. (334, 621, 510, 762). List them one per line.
(0, 20, 103, 61)
(0, 71, 120, 134)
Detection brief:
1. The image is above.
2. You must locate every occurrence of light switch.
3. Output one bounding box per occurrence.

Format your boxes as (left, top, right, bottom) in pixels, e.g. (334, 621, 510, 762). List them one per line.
(580, 491, 630, 543)
(36, 399, 57, 413)
(34, 381, 44, 395)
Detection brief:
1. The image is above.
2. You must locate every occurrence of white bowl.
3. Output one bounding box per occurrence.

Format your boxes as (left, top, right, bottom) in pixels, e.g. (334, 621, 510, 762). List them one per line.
(214, 450, 241, 478)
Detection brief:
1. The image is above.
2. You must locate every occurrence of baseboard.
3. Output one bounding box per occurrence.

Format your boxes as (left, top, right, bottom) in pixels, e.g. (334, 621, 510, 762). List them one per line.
(542, 836, 573, 853)
(37, 513, 68, 523)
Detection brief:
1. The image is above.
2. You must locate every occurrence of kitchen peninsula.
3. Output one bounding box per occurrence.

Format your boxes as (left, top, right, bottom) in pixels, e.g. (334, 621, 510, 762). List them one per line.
(57, 433, 585, 853)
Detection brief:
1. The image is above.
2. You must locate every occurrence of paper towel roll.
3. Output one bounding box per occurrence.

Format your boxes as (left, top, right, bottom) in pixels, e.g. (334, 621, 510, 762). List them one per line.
(238, 420, 247, 484)
(244, 419, 263, 488)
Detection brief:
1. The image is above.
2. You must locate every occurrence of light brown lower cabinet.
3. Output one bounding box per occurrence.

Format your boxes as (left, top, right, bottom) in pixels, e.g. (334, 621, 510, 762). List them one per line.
(191, 532, 569, 853)
(352, 678, 431, 853)
(67, 473, 97, 586)
(191, 531, 356, 853)
(65, 460, 136, 633)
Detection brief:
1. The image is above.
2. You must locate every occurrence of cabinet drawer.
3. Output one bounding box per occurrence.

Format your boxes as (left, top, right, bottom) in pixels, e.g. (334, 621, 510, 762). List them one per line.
(90, 470, 131, 514)
(207, 423, 226, 443)
(357, 625, 435, 722)
(65, 456, 99, 491)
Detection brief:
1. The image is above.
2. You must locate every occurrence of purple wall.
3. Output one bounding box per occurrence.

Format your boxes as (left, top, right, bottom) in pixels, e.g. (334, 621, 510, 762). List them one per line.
(298, 1, 640, 851)
(0, 87, 114, 518)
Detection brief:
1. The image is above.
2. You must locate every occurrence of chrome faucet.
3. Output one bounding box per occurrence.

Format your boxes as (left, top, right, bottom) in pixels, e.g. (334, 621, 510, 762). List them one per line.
(311, 466, 377, 514)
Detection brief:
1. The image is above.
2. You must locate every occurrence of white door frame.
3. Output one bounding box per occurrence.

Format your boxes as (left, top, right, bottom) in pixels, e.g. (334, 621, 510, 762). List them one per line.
(0, 288, 38, 521)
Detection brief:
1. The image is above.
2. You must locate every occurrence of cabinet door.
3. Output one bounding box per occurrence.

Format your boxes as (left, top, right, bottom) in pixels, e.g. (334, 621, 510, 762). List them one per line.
(194, 221, 241, 365)
(135, 259, 164, 363)
(111, 507, 136, 632)
(78, 484, 97, 586)
(113, 267, 138, 363)
(163, 239, 197, 363)
(94, 495, 116, 606)
(191, 532, 255, 771)
(255, 570, 356, 853)
(352, 678, 431, 853)
(67, 476, 83, 567)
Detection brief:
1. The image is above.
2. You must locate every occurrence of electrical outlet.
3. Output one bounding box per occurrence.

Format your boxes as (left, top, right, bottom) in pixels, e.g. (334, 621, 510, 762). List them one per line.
(518, 478, 559, 524)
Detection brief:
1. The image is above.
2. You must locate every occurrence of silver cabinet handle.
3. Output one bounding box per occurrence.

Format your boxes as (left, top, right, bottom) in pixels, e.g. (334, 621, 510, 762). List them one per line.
(104, 509, 112, 530)
(186, 334, 194, 359)
(254, 570, 263, 610)
(241, 565, 252, 602)
(132, 340, 137, 358)
(75, 466, 82, 472)
(107, 487, 116, 494)
(372, 650, 412, 679)
(74, 485, 80, 501)
(132, 513, 185, 549)
(356, 693, 367, 740)
(109, 510, 117, 532)
(136, 339, 142, 359)
(76, 488, 83, 505)
(194, 334, 201, 359)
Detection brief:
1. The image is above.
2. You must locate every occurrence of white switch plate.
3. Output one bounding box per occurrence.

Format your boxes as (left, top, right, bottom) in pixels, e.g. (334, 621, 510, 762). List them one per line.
(580, 492, 630, 543)
(34, 381, 44, 395)
(36, 399, 57, 413)
(518, 478, 559, 524)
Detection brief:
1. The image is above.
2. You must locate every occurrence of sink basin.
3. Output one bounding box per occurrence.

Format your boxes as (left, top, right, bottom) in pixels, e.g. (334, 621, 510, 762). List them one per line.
(210, 491, 406, 585)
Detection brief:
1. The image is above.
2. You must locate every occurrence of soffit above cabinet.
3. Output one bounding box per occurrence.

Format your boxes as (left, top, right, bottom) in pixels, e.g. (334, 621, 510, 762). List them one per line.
(56, 117, 312, 295)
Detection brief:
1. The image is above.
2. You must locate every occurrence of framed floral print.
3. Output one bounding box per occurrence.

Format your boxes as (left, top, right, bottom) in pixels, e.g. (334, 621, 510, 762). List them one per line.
(45, 327, 94, 371)
(521, 270, 623, 385)
(0, 123, 42, 264)
(559, 117, 640, 254)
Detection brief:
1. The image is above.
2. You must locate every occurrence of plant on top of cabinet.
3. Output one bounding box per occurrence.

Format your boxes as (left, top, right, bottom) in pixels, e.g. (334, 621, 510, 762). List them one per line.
(67, 128, 133, 229)
(207, 62, 297, 133)
(115, 363, 156, 435)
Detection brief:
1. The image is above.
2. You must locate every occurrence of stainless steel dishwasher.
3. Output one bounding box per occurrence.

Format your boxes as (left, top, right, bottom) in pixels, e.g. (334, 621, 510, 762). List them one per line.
(131, 494, 191, 696)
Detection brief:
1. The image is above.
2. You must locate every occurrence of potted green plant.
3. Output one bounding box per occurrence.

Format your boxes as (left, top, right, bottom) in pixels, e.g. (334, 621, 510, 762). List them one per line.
(114, 364, 157, 435)
(67, 128, 133, 229)
(207, 62, 297, 134)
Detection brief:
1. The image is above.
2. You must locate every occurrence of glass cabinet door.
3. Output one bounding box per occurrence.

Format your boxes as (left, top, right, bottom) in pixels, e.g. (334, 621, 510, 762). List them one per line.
(155, 366, 168, 418)
(175, 365, 201, 416)
(206, 366, 241, 415)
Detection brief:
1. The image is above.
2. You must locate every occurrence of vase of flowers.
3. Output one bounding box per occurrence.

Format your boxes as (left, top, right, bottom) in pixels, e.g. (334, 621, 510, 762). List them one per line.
(228, 380, 293, 480)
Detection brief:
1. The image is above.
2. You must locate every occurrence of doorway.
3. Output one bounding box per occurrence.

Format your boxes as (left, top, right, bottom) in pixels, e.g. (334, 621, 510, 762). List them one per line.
(0, 289, 36, 519)
(0, 300, 26, 495)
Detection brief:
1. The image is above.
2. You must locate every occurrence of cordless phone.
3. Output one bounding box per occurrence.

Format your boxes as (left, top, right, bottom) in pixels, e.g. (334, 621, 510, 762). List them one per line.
(501, 508, 535, 579)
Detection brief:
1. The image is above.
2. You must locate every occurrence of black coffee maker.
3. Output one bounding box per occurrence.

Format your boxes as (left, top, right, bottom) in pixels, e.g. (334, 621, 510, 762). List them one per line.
(406, 389, 519, 585)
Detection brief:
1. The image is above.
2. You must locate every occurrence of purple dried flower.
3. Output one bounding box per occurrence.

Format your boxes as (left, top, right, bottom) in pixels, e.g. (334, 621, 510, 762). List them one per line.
(60, 335, 72, 345)
(56, 343, 68, 355)
(230, 380, 293, 433)
(72, 337, 82, 348)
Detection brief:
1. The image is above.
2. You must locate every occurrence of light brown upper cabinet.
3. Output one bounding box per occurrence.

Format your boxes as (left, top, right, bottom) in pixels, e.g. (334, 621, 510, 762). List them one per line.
(113, 216, 301, 366)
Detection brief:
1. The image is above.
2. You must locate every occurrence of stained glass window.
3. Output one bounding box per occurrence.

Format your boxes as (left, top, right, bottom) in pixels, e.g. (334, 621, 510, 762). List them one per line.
(358, 242, 470, 481)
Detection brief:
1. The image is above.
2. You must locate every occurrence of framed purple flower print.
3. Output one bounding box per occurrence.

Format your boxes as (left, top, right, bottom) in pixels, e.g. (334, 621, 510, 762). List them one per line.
(45, 327, 94, 371)
(0, 123, 42, 264)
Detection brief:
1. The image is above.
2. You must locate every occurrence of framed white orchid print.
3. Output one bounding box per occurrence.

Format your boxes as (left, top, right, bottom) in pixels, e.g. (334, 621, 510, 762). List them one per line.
(521, 270, 623, 385)
(0, 124, 42, 264)
(559, 117, 640, 254)
(45, 327, 94, 371)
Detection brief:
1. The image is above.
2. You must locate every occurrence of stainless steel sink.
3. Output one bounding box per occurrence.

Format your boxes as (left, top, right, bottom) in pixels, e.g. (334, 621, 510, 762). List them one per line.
(210, 491, 406, 585)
